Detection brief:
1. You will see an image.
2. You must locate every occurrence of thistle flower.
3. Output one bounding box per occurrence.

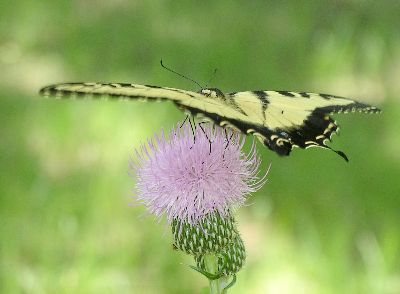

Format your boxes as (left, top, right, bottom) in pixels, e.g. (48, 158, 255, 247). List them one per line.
(131, 123, 265, 225)
(130, 122, 267, 291)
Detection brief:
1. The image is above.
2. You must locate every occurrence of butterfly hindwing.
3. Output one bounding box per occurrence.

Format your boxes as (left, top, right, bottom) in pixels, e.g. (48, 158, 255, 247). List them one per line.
(225, 90, 380, 159)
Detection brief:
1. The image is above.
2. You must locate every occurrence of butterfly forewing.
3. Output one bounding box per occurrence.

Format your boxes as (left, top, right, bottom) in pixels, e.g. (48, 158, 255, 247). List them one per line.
(39, 82, 207, 103)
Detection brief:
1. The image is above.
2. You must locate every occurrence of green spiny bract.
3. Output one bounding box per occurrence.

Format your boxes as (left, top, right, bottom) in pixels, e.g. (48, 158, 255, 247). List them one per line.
(172, 212, 246, 276)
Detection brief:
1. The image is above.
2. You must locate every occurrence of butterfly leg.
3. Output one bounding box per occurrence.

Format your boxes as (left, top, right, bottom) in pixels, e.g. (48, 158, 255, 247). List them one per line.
(222, 129, 234, 159)
(223, 129, 234, 150)
(180, 115, 189, 128)
(181, 115, 196, 142)
(190, 116, 196, 141)
(198, 122, 212, 154)
(185, 116, 197, 149)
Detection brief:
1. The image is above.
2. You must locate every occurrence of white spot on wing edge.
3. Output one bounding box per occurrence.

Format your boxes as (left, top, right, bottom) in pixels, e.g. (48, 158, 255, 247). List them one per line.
(270, 135, 279, 140)
(253, 132, 266, 144)
(220, 121, 242, 132)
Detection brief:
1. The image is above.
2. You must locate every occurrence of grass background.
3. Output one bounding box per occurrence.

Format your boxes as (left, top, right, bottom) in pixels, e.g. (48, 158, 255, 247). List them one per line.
(1, 1, 399, 293)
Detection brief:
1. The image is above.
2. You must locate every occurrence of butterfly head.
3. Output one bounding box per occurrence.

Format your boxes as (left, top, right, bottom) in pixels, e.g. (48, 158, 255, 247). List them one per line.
(199, 88, 225, 99)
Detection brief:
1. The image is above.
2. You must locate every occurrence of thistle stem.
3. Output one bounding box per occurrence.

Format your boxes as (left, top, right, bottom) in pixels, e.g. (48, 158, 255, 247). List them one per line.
(204, 254, 230, 294)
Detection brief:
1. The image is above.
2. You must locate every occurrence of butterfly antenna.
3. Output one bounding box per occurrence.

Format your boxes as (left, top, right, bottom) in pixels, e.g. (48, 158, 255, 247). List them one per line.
(205, 68, 218, 88)
(160, 59, 204, 89)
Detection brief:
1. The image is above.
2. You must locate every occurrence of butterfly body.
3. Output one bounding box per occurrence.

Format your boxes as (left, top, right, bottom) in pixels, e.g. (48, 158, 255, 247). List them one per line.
(39, 82, 381, 161)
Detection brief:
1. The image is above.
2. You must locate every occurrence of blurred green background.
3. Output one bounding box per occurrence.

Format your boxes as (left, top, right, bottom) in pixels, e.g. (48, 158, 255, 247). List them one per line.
(1, 1, 399, 293)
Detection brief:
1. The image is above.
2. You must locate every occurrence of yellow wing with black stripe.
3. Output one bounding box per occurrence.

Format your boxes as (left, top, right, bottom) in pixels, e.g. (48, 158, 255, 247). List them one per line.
(226, 90, 380, 161)
(39, 82, 381, 161)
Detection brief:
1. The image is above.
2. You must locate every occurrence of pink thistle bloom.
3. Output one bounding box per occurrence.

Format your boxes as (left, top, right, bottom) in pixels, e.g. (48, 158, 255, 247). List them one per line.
(130, 123, 267, 225)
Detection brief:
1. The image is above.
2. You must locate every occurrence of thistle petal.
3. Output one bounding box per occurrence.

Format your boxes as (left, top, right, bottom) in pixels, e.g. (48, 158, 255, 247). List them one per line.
(131, 123, 267, 224)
